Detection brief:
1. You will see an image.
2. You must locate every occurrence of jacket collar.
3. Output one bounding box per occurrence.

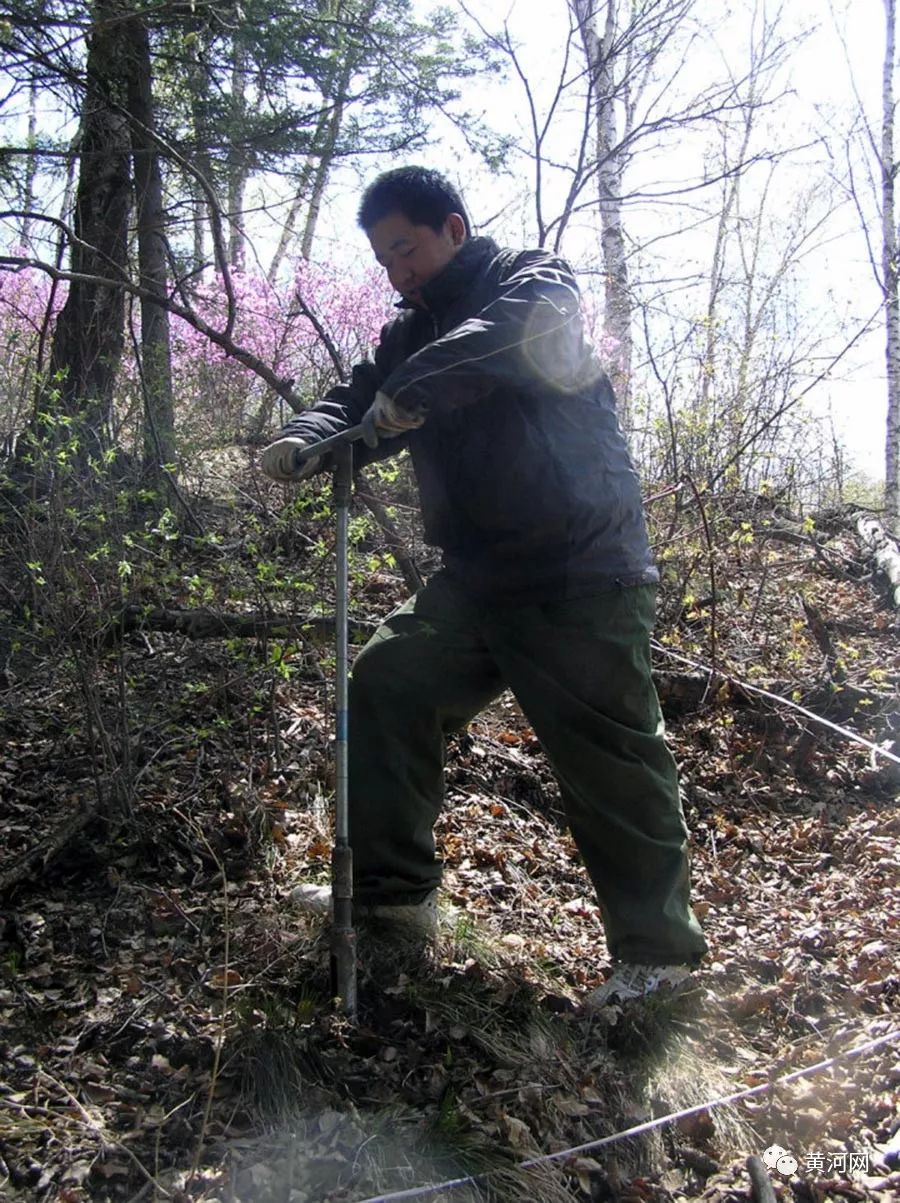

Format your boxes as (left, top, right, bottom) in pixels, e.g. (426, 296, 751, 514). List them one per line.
(397, 236, 500, 314)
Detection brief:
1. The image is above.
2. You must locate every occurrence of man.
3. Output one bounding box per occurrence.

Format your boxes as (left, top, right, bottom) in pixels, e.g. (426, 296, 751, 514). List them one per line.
(261, 166, 707, 1007)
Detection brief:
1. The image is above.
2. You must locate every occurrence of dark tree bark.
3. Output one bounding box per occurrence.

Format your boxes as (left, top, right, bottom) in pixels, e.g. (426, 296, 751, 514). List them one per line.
(40, 0, 132, 467)
(124, 12, 176, 475)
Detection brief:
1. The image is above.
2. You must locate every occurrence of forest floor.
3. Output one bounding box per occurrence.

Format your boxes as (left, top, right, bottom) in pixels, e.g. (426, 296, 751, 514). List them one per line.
(0, 466, 898, 1203)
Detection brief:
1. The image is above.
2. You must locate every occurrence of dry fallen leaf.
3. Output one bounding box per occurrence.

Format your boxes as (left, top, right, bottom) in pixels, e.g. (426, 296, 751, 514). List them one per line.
(209, 968, 242, 988)
(502, 1114, 535, 1151)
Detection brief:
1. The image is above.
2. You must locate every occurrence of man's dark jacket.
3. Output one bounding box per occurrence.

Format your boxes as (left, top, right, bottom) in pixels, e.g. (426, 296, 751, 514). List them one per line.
(280, 236, 658, 604)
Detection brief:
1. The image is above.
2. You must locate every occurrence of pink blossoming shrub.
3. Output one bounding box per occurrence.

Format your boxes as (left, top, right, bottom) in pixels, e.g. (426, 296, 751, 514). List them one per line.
(0, 260, 393, 454)
(170, 262, 394, 447)
(1, 257, 615, 458)
(0, 267, 62, 445)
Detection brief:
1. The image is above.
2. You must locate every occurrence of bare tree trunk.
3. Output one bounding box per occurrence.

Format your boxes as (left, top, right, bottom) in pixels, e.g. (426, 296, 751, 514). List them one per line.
(124, 13, 175, 475)
(883, 0, 900, 520)
(268, 158, 317, 282)
(227, 37, 248, 271)
(40, 0, 131, 466)
(700, 108, 755, 438)
(269, 0, 369, 273)
(573, 0, 633, 425)
(270, 79, 350, 277)
(700, 96, 762, 485)
(299, 96, 347, 260)
(187, 51, 211, 276)
(21, 78, 38, 244)
(595, 2, 633, 420)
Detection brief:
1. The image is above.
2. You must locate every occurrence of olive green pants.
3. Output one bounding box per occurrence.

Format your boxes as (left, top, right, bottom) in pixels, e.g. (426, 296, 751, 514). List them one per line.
(347, 573, 707, 966)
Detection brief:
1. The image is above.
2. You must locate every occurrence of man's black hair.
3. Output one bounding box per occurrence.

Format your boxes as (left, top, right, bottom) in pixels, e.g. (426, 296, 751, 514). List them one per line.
(358, 166, 471, 236)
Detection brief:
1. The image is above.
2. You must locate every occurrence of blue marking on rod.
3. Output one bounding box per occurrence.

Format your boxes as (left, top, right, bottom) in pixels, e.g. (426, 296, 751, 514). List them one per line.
(337, 709, 348, 741)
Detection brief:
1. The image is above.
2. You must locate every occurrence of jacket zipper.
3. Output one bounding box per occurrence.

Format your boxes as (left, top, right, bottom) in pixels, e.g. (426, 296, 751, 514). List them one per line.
(425, 305, 439, 341)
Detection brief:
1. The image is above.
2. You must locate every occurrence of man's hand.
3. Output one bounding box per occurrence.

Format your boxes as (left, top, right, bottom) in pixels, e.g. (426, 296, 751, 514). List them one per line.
(260, 437, 323, 482)
(361, 390, 425, 448)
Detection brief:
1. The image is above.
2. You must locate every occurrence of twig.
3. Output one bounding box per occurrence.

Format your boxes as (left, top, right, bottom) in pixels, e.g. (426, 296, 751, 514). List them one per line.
(644, 482, 684, 506)
(291, 290, 347, 382)
(35, 1070, 168, 1196)
(354, 482, 424, 595)
(681, 473, 718, 691)
(0, 1097, 57, 1121)
(184, 819, 231, 1189)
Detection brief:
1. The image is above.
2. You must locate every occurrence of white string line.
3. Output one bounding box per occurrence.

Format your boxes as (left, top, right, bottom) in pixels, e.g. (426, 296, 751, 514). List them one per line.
(651, 641, 900, 767)
(390, 277, 586, 404)
(353, 1027, 900, 1203)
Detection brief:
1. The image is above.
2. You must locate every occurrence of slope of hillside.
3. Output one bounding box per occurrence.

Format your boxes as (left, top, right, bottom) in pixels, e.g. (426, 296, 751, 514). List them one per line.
(0, 472, 897, 1202)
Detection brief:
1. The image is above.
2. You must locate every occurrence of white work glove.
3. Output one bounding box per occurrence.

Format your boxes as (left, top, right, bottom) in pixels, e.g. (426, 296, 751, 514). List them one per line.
(360, 390, 425, 448)
(259, 436, 323, 482)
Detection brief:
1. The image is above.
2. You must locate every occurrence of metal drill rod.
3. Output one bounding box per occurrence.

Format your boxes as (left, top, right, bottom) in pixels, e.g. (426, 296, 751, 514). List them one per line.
(291, 426, 369, 1019)
(329, 440, 357, 1020)
(291, 429, 363, 1018)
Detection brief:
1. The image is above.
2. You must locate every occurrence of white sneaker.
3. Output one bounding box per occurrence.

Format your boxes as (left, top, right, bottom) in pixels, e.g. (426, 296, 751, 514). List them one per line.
(585, 962, 692, 1010)
(290, 884, 439, 938)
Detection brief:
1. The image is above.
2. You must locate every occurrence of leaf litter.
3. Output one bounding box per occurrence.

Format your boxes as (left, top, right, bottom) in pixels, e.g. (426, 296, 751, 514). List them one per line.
(0, 499, 898, 1202)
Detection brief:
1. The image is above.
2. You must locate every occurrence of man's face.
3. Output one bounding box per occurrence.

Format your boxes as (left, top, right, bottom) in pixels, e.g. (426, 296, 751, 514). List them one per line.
(367, 211, 466, 306)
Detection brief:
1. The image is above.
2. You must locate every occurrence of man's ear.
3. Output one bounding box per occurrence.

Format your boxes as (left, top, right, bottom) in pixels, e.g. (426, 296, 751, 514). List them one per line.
(446, 212, 467, 245)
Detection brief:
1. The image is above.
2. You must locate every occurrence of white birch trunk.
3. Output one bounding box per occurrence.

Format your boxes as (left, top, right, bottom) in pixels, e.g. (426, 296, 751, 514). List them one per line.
(227, 36, 247, 271)
(857, 514, 900, 605)
(573, 0, 633, 425)
(21, 79, 37, 244)
(884, 0, 900, 520)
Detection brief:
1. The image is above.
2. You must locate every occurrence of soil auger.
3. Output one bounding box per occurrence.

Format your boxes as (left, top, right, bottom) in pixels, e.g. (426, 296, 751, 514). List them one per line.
(293, 423, 366, 1021)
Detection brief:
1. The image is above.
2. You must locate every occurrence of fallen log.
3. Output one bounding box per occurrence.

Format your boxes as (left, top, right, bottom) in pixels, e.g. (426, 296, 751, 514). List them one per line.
(856, 515, 900, 606)
(654, 670, 754, 717)
(108, 606, 377, 644)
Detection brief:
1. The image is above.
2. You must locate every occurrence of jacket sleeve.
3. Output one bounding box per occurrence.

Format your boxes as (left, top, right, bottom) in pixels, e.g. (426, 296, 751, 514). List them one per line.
(277, 320, 412, 469)
(382, 250, 601, 417)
